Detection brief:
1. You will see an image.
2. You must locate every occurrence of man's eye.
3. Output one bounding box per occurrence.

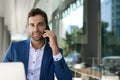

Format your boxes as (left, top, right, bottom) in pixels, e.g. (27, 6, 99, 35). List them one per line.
(38, 23, 44, 27)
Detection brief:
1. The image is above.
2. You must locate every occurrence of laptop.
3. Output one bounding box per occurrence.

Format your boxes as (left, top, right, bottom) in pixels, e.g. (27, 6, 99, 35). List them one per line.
(0, 62, 26, 80)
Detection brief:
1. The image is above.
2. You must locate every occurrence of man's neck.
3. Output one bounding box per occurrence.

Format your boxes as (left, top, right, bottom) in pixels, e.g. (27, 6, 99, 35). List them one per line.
(31, 39, 45, 50)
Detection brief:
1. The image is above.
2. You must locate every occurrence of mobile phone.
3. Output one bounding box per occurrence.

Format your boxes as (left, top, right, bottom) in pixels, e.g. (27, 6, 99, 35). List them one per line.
(45, 25, 50, 42)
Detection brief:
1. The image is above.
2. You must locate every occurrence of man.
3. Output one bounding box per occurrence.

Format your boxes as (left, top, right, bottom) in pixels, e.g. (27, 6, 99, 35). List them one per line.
(3, 8, 72, 80)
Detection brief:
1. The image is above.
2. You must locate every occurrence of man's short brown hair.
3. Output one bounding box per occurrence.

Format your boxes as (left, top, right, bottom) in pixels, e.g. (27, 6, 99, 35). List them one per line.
(28, 8, 48, 25)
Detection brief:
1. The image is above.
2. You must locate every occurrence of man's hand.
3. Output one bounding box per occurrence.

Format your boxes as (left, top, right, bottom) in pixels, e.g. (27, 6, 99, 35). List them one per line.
(43, 30, 59, 55)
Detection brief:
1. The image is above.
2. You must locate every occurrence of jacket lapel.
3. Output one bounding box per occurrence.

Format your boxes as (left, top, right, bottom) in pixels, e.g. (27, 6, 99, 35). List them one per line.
(23, 39, 30, 76)
(40, 42, 52, 80)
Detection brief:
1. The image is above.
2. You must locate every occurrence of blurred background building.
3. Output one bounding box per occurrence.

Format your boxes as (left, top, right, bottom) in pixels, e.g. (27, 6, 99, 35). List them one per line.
(101, 0, 120, 57)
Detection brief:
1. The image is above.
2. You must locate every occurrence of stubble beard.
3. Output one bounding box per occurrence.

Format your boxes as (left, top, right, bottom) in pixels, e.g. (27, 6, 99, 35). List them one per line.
(31, 31, 45, 42)
(32, 36, 45, 42)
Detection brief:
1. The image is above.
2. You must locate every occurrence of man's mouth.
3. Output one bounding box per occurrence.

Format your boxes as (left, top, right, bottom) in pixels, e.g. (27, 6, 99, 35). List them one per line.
(33, 33, 40, 36)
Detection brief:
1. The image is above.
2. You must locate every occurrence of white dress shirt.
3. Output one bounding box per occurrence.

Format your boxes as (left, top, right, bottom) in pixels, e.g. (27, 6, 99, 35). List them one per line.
(27, 41, 62, 80)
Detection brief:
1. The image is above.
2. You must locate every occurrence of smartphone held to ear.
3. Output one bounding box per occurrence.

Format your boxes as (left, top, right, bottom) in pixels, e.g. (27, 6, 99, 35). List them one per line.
(45, 25, 50, 42)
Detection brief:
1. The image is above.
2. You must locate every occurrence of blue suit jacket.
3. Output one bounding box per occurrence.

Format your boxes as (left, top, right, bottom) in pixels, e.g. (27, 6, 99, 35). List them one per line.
(3, 39, 72, 80)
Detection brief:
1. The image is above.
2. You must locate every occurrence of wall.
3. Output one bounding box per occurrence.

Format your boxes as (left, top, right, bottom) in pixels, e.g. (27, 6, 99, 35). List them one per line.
(0, 17, 4, 61)
(0, 0, 4, 17)
(0, 17, 11, 61)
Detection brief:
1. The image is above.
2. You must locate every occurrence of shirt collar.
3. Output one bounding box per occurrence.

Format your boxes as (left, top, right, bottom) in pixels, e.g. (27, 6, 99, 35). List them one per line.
(30, 40, 46, 50)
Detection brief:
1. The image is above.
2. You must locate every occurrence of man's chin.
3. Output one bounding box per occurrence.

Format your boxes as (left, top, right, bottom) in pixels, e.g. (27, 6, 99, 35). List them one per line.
(34, 39, 41, 41)
(32, 37, 45, 41)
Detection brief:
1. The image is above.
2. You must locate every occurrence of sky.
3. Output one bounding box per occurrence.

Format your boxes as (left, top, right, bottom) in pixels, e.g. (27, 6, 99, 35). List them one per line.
(101, 0, 104, 3)
(62, 6, 83, 31)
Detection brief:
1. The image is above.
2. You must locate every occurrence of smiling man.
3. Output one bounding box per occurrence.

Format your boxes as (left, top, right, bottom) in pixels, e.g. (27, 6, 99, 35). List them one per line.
(3, 8, 72, 80)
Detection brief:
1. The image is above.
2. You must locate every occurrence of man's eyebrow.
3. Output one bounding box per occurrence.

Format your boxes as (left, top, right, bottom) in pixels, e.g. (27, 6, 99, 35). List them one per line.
(28, 22, 45, 25)
(37, 22, 45, 24)
(37, 22, 45, 26)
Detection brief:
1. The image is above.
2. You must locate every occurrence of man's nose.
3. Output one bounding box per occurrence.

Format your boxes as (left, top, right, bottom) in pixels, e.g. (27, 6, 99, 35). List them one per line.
(33, 26, 39, 32)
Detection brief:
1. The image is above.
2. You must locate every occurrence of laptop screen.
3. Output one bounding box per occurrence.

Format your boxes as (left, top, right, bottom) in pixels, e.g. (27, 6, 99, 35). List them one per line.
(0, 62, 26, 80)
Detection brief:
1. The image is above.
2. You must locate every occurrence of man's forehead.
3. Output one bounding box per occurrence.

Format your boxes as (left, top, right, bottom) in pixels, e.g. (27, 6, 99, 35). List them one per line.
(28, 15, 45, 24)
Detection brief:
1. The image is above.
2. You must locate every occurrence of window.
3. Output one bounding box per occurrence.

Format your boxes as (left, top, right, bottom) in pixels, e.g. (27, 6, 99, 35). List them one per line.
(101, 0, 120, 57)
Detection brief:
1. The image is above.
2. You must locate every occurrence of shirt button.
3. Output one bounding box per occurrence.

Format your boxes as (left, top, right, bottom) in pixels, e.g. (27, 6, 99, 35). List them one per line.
(56, 58, 58, 60)
(33, 61, 35, 63)
(31, 73, 33, 75)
